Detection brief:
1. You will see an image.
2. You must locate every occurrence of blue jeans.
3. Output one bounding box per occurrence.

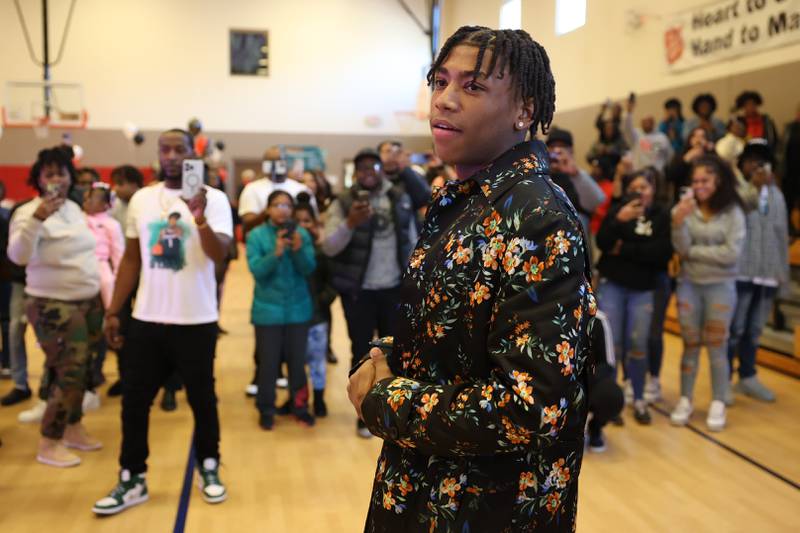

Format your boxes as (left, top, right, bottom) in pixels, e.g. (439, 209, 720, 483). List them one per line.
(647, 272, 673, 378)
(9, 282, 29, 390)
(676, 280, 736, 401)
(306, 322, 329, 390)
(598, 280, 653, 401)
(728, 281, 776, 380)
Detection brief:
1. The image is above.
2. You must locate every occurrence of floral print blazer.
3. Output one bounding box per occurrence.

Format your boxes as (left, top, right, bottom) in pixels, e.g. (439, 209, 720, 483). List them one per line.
(361, 141, 596, 532)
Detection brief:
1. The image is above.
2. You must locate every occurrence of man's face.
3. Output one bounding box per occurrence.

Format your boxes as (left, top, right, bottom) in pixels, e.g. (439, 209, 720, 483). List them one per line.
(547, 144, 574, 175)
(158, 132, 193, 179)
(380, 143, 402, 174)
(666, 107, 679, 120)
(430, 45, 528, 167)
(743, 100, 759, 116)
(355, 157, 383, 190)
(76, 171, 97, 189)
(641, 117, 655, 134)
(697, 101, 712, 118)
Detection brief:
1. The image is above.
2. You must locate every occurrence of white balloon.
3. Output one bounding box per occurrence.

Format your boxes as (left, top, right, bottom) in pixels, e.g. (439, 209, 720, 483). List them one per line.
(72, 144, 84, 161)
(122, 122, 138, 141)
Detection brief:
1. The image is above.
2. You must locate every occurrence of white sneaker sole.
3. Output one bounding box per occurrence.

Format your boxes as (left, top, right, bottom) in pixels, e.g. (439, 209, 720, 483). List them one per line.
(670, 414, 692, 426)
(706, 420, 726, 432)
(36, 454, 81, 468)
(92, 493, 149, 515)
(196, 478, 228, 504)
(63, 440, 103, 451)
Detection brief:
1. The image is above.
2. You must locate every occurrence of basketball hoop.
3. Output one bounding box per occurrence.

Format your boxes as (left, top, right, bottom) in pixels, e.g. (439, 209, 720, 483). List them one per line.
(2, 81, 88, 131)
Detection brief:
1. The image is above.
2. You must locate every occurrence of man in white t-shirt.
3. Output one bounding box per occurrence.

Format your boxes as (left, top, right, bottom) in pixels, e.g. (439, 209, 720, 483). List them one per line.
(238, 146, 314, 233)
(93, 129, 233, 516)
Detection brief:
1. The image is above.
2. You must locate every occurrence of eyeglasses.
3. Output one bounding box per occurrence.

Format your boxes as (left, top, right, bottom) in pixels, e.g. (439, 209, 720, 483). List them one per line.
(270, 203, 293, 211)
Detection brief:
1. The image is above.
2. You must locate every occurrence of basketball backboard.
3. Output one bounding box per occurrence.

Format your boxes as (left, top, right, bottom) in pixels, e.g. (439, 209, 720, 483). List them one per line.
(1, 80, 87, 130)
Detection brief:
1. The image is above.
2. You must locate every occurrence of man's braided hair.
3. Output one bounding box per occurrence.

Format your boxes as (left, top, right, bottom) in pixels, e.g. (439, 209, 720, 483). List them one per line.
(427, 26, 556, 136)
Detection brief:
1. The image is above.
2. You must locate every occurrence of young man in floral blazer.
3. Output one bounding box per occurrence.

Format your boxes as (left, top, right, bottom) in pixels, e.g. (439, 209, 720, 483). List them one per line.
(349, 27, 596, 532)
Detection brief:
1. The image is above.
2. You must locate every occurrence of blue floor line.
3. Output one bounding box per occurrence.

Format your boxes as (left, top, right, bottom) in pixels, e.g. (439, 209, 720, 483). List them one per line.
(173, 434, 196, 533)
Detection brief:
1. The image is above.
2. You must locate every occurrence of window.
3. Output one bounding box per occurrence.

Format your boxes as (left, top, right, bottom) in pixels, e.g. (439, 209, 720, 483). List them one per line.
(499, 0, 521, 30)
(555, 0, 586, 36)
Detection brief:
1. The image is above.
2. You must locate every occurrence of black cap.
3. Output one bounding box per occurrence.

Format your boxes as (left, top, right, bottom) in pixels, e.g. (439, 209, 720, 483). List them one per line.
(546, 127, 573, 148)
(353, 148, 381, 166)
(738, 138, 774, 167)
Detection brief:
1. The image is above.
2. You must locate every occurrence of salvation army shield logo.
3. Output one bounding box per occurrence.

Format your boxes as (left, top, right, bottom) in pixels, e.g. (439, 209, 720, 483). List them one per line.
(665, 26, 684, 65)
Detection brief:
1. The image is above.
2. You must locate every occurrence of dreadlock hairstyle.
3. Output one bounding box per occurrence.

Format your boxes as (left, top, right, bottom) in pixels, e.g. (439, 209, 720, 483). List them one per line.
(427, 26, 556, 136)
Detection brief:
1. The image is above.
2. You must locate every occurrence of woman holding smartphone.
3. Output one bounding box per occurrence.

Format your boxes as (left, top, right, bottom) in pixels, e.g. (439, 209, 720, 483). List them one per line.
(347, 27, 596, 532)
(8, 146, 103, 467)
(247, 190, 316, 430)
(596, 167, 673, 425)
(670, 154, 745, 431)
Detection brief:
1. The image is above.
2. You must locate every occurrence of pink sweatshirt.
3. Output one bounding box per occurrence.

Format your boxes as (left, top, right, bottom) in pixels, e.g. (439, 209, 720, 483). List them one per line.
(86, 211, 124, 273)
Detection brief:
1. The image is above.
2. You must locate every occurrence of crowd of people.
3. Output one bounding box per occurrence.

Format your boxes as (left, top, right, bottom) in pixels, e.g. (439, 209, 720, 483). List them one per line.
(545, 89, 794, 451)
(0, 86, 796, 515)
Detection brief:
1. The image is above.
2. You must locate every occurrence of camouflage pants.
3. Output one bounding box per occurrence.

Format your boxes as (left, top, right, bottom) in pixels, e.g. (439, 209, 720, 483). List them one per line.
(26, 295, 103, 439)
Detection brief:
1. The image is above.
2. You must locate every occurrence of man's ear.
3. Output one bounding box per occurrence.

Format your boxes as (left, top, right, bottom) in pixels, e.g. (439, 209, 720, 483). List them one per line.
(517, 97, 535, 130)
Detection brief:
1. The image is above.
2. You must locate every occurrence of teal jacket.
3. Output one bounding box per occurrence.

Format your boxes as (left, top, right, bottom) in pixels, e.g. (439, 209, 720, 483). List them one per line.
(246, 223, 316, 326)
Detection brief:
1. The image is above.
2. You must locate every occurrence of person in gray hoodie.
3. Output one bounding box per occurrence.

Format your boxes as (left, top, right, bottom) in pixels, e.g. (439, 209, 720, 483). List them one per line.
(670, 154, 745, 432)
(728, 141, 788, 403)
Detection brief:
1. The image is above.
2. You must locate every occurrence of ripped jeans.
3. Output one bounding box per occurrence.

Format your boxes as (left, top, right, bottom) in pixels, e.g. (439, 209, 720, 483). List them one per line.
(676, 279, 736, 402)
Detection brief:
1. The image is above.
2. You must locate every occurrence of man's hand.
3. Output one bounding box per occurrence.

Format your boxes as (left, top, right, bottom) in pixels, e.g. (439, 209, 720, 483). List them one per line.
(186, 188, 208, 224)
(104, 315, 124, 350)
(346, 201, 372, 229)
(347, 358, 376, 422)
(370, 347, 395, 383)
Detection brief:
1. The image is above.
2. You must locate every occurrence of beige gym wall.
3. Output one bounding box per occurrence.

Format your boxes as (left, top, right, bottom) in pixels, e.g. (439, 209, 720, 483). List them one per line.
(0, 0, 437, 172)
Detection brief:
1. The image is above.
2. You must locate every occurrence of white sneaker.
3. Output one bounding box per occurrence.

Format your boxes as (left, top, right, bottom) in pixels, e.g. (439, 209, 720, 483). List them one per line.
(245, 384, 258, 397)
(82, 391, 101, 412)
(276, 378, 288, 389)
(18, 400, 47, 423)
(644, 377, 662, 404)
(706, 400, 726, 432)
(670, 397, 693, 426)
(623, 380, 633, 406)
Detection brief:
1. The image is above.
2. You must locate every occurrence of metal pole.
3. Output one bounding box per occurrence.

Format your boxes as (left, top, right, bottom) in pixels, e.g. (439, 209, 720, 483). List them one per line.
(42, 0, 51, 120)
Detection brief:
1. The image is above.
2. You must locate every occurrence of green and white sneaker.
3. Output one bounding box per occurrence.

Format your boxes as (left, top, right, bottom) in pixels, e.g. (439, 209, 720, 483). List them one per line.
(92, 470, 149, 515)
(197, 458, 227, 504)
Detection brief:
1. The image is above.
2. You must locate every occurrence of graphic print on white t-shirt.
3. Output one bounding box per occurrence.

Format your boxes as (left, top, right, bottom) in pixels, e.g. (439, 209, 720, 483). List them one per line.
(126, 184, 233, 325)
(147, 211, 190, 271)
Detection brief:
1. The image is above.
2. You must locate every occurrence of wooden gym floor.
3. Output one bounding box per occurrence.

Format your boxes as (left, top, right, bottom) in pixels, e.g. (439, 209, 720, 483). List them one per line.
(0, 256, 799, 532)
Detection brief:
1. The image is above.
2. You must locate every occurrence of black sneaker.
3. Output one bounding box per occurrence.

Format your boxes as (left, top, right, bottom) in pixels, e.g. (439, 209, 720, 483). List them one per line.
(92, 470, 149, 515)
(197, 458, 227, 504)
(276, 399, 292, 415)
(259, 413, 274, 430)
(1, 387, 32, 406)
(588, 429, 607, 453)
(610, 414, 625, 427)
(160, 390, 177, 412)
(313, 390, 328, 418)
(107, 380, 122, 397)
(296, 412, 315, 427)
(633, 403, 652, 425)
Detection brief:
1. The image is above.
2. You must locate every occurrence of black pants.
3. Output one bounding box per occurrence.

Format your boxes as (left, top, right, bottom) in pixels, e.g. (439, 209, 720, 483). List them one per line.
(255, 323, 309, 416)
(588, 363, 624, 434)
(120, 319, 219, 474)
(340, 287, 401, 370)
